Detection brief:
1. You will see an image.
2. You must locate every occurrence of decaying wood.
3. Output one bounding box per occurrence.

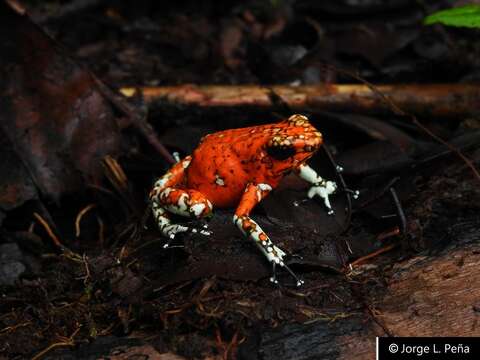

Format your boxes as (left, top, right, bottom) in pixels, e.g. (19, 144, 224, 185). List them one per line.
(377, 243, 480, 337)
(120, 84, 480, 118)
(257, 239, 480, 360)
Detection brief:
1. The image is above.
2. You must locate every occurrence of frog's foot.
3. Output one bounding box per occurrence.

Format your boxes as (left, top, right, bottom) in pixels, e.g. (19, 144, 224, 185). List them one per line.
(160, 224, 212, 249)
(234, 214, 304, 287)
(345, 188, 360, 200)
(307, 180, 338, 215)
(152, 200, 212, 248)
(182, 220, 213, 238)
(297, 164, 338, 215)
(234, 183, 304, 287)
(270, 261, 305, 288)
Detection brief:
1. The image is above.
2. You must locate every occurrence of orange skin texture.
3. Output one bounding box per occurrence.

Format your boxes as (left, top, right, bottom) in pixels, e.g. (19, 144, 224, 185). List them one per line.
(183, 116, 323, 209)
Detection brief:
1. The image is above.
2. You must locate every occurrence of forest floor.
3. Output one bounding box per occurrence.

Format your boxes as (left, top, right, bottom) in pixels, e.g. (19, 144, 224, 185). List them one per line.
(1, 1, 480, 359)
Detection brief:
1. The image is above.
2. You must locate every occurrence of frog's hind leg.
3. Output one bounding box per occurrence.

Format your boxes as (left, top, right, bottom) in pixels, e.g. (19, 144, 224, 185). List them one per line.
(151, 202, 189, 243)
(150, 156, 212, 245)
(234, 183, 304, 287)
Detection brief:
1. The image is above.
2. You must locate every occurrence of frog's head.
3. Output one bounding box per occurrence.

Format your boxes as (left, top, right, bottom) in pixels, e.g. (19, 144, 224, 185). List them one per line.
(265, 114, 323, 175)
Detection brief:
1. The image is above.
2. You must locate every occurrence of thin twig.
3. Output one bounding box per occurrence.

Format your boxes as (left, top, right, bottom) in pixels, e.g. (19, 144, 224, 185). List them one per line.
(94, 76, 175, 165)
(33, 212, 62, 248)
(102, 155, 137, 213)
(0, 321, 31, 334)
(366, 305, 393, 337)
(97, 215, 105, 245)
(75, 204, 96, 237)
(322, 145, 353, 233)
(324, 64, 480, 183)
(389, 188, 407, 237)
(377, 227, 401, 242)
(349, 244, 397, 268)
(82, 254, 91, 285)
(31, 326, 81, 360)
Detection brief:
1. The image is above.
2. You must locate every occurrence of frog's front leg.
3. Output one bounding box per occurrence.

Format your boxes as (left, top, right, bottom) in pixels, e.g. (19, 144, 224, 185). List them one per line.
(297, 164, 338, 215)
(150, 156, 212, 245)
(233, 183, 304, 287)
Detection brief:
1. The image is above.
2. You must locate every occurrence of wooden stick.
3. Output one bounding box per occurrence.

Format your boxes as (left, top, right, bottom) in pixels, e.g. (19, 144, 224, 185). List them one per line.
(33, 212, 63, 248)
(120, 84, 480, 118)
(349, 244, 397, 268)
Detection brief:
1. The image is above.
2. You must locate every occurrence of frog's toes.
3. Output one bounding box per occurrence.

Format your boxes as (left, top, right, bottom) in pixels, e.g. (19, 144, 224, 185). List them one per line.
(326, 181, 338, 193)
(344, 188, 360, 200)
(289, 253, 304, 261)
(307, 180, 338, 213)
(272, 245, 287, 259)
(307, 181, 337, 199)
(293, 198, 309, 207)
(163, 224, 211, 249)
(163, 224, 189, 237)
(270, 260, 304, 287)
(162, 232, 178, 249)
(190, 227, 212, 236)
(269, 276, 304, 288)
(172, 151, 181, 163)
(263, 242, 287, 265)
(269, 277, 279, 284)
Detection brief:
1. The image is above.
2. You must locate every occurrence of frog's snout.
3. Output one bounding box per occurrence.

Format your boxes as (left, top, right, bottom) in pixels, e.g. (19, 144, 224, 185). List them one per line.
(297, 130, 322, 153)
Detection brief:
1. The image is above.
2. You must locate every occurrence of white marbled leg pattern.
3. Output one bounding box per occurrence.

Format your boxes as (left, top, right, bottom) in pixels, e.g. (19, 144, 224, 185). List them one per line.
(233, 214, 286, 265)
(149, 156, 212, 246)
(151, 201, 190, 247)
(234, 183, 304, 287)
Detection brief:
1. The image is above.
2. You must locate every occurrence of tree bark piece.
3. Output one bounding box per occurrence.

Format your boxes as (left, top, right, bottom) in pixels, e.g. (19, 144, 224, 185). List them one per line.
(121, 84, 480, 118)
(377, 242, 480, 337)
(254, 240, 480, 360)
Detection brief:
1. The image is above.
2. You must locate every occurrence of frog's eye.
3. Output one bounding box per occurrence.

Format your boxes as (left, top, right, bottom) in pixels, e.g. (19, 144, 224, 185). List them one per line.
(266, 145, 296, 160)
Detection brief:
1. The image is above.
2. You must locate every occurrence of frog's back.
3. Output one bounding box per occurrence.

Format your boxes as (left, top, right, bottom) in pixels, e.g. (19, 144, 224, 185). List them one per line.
(184, 124, 274, 208)
(201, 123, 272, 145)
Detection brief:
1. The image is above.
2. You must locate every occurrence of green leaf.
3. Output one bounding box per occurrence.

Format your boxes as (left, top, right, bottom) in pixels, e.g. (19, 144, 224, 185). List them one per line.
(424, 4, 480, 28)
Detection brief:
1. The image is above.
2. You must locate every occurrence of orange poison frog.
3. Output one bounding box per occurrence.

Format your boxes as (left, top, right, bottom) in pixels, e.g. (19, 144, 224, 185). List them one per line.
(149, 114, 340, 286)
